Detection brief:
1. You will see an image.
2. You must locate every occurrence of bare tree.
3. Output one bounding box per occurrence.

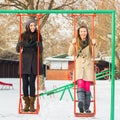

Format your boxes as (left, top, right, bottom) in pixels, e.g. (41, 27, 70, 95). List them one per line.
(0, 0, 78, 28)
(1, 0, 120, 61)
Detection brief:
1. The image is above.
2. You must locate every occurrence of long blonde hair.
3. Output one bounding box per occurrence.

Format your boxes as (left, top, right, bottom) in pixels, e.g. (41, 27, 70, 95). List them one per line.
(76, 25, 92, 53)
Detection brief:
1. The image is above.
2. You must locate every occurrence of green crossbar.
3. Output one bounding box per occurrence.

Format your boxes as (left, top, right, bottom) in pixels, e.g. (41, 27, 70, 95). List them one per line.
(96, 69, 110, 76)
(0, 9, 115, 14)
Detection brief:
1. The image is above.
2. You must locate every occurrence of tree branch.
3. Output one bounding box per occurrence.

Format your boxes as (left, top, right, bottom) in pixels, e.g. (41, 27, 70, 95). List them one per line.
(0, 0, 29, 9)
(0, 3, 23, 9)
(53, 0, 77, 10)
(36, 0, 40, 10)
(40, 0, 54, 28)
(8, 0, 27, 9)
(48, 0, 54, 9)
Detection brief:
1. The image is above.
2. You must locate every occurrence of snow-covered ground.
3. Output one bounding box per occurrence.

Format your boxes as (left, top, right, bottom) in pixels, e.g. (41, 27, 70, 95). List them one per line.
(0, 78, 120, 120)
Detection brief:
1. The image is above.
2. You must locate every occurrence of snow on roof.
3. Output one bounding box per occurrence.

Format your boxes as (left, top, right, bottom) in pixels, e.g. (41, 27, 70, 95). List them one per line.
(45, 54, 74, 62)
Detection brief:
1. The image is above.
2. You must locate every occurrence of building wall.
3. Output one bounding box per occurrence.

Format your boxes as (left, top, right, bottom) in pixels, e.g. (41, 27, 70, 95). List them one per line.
(0, 59, 19, 78)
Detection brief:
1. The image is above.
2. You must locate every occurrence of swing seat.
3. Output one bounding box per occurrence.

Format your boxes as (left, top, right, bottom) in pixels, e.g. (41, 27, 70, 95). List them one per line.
(75, 112, 95, 117)
(18, 95, 40, 114)
(74, 99, 96, 117)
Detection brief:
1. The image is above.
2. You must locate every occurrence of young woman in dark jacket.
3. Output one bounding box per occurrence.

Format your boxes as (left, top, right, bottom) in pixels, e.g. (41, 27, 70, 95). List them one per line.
(16, 19, 43, 112)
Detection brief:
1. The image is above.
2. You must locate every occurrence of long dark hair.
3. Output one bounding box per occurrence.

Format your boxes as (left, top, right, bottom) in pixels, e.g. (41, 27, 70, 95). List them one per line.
(76, 25, 92, 53)
(21, 29, 38, 42)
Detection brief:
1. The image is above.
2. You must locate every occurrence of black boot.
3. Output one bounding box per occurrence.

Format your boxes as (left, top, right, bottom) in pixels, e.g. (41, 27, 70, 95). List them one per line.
(78, 102, 84, 113)
(77, 88, 85, 113)
(84, 91, 91, 113)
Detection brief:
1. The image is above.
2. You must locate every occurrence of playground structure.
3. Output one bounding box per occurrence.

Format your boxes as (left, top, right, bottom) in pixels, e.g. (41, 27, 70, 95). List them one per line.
(0, 10, 116, 120)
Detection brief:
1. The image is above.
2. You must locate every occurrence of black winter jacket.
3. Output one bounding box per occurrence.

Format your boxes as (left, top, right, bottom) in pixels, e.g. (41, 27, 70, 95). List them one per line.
(16, 31, 43, 75)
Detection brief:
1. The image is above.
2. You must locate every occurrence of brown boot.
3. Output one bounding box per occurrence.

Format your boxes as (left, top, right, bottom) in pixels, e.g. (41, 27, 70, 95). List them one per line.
(22, 96, 30, 112)
(30, 96, 36, 112)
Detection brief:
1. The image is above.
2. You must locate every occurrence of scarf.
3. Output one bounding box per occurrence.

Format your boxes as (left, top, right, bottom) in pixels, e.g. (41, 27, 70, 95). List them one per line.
(76, 39, 88, 58)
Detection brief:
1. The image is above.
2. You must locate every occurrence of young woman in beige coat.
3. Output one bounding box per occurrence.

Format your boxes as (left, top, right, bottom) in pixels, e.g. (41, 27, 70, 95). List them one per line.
(68, 25, 96, 113)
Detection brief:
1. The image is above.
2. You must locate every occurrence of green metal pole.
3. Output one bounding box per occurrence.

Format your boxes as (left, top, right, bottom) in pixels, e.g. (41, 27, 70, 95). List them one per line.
(60, 88, 66, 100)
(0, 9, 115, 14)
(110, 11, 116, 120)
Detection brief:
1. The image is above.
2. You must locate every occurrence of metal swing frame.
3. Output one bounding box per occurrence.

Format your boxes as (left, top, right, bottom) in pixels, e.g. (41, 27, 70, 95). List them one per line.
(0, 10, 116, 120)
(17, 14, 42, 114)
(71, 14, 96, 117)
